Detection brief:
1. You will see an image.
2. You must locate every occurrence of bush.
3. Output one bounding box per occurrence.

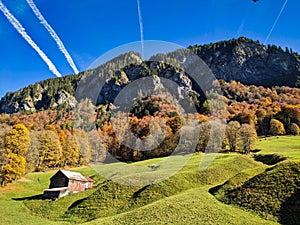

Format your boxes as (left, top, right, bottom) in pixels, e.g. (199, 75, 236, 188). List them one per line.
(269, 119, 286, 135)
(290, 123, 300, 135)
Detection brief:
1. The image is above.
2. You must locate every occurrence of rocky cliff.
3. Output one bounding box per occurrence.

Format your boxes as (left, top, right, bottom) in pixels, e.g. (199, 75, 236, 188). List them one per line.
(1, 37, 299, 114)
(151, 37, 300, 87)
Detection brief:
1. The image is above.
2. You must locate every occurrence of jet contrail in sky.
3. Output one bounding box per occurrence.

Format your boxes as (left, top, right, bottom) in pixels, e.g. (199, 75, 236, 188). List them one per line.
(0, 1, 62, 77)
(26, 0, 79, 74)
(137, 0, 144, 59)
(264, 0, 288, 45)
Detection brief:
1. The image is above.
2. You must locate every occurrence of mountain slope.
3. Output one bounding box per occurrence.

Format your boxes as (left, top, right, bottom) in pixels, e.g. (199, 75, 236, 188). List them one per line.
(1, 37, 300, 114)
(151, 37, 300, 87)
(0, 52, 142, 114)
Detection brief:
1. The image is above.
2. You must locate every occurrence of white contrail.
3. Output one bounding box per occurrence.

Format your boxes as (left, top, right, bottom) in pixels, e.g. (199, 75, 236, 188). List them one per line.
(26, 0, 79, 74)
(0, 1, 62, 77)
(137, 0, 144, 59)
(264, 0, 288, 45)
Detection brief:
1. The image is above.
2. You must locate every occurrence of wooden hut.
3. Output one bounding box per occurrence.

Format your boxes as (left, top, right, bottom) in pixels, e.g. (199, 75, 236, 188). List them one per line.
(43, 170, 94, 199)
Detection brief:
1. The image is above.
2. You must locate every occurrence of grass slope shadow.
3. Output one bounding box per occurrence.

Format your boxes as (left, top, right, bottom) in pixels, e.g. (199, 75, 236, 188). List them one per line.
(13, 194, 44, 201)
(279, 188, 300, 225)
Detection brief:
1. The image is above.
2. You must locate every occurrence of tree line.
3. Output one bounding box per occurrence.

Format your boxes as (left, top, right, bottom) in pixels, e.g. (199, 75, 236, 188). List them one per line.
(0, 123, 105, 186)
(0, 78, 299, 185)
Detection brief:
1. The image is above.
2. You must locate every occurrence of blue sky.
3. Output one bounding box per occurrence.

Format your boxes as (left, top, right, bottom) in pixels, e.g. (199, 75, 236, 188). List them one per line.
(0, 0, 298, 98)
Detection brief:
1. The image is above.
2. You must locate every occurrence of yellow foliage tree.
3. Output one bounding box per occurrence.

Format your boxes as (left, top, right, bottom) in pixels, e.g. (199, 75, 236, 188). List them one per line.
(239, 124, 258, 154)
(74, 129, 91, 165)
(269, 119, 286, 135)
(63, 133, 80, 167)
(290, 123, 300, 135)
(226, 121, 241, 152)
(5, 124, 30, 155)
(2, 153, 26, 183)
(1, 124, 30, 185)
(36, 130, 62, 171)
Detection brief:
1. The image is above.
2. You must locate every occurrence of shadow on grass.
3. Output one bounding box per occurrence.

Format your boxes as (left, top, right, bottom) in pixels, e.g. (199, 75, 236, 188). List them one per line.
(12, 194, 44, 201)
(208, 183, 223, 196)
(133, 184, 150, 198)
(279, 189, 300, 225)
(254, 153, 287, 165)
(67, 197, 89, 210)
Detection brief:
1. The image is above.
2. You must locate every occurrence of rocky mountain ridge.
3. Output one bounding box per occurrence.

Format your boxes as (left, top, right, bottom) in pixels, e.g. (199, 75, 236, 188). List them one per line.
(1, 37, 299, 114)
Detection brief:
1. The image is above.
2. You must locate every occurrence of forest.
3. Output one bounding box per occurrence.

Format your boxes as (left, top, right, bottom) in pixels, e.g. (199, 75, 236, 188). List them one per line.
(0, 79, 299, 185)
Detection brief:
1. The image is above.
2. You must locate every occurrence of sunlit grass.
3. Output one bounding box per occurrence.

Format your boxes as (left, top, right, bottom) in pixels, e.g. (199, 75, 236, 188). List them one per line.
(85, 187, 279, 225)
(0, 136, 298, 224)
(258, 136, 300, 160)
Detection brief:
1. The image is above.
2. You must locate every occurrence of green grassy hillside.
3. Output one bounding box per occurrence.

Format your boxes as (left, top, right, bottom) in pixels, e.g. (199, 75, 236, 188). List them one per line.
(86, 187, 278, 225)
(60, 154, 265, 223)
(210, 136, 300, 224)
(258, 136, 300, 161)
(0, 136, 299, 224)
(212, 161, 300, 224)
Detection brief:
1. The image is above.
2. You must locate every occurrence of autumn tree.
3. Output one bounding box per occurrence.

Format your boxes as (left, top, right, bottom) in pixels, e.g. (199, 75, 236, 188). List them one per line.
(276, 106, 300, 129)
(290, 123, 300, 135)
(36, 130, 62, 171)
(74, 129, 92, 165)
(1, 154, 26, 185)
(239, 124, 258, 154)
(0, 124, 10, 174)
(232, 110, 256, 127)
(152, 124, 178, 158)
(62, 132, 80, 167)
(5, 124, 30, 155)
(88, 130, 106, 163)
(44, 124, 57, 133)
(269, 119, 286, 135)
(196, 122, 211, 152)
(25, 132, 40, 172)
(1, 124, 30, 185)
(206, 120, 226, 153)
(256, 109, 269, 136)
(226, 121, 241, 152)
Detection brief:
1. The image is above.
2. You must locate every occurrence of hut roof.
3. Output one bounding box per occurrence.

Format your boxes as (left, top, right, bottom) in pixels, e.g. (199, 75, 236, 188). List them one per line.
(85, 177, 94, 182)
(51, 170, 88, 182)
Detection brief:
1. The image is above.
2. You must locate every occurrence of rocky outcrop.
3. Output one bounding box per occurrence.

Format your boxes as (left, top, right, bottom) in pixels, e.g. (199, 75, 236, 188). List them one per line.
(193, 37, 300, 87)
(0, 89, 77, 114)
(1, 37, 300, 114)
(205, 40, 299, 87)
(151, 37, 300, 87)
(0, 52, 142, 114)
(96, 61, 198, 106)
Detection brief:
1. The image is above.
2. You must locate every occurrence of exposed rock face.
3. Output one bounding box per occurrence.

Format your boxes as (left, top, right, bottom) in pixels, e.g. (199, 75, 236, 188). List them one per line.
(96, 61, 197, 106)
(150, 37, 300, 87)
(1, 37, 300, 114)
(0, 52, 142, 114)
(54, 90, 77, 109)
(0, 89, 77, 114)
(194, 38, 300, 87)
(75, 51, 143, 105)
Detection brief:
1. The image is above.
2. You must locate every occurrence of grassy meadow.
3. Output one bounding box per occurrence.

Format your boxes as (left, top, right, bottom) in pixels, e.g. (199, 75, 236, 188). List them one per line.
(258, 136, 300, 161)
(0, 136, 298, 225)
